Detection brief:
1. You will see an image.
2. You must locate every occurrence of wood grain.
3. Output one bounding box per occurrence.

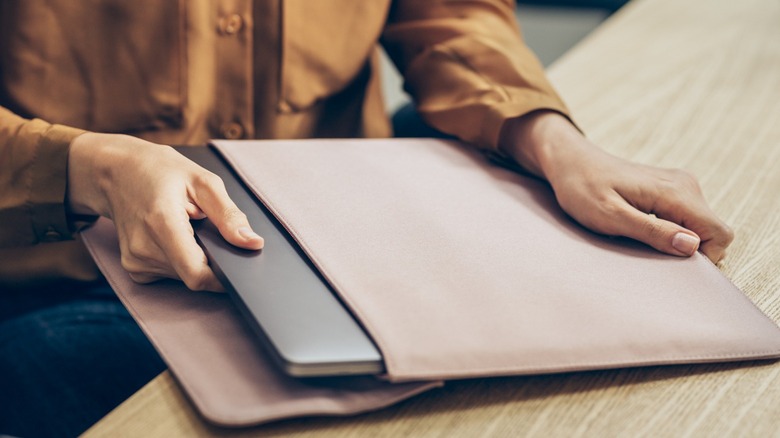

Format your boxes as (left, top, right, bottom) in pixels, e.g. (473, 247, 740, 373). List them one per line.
(83, 0, 780, 436)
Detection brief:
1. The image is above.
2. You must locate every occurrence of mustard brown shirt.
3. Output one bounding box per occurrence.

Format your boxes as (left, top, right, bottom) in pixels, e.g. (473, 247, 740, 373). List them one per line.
(0, 0, 569, 288)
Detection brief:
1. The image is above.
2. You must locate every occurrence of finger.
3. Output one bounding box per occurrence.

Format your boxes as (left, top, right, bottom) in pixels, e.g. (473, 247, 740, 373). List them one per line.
(118, 227, 179, 279)
(122, 253, 176, 281)
(191, 173, 264, 250)
(128, 271, 166, 285)
(650, 198, 734, 263)
(672, 213, 731, 264)
(606, 202, 701, 257)
(185, 201, 207, 220)
(149, 210, 226, 292)
(700, 241, 729, 264)
(666, 210, 732, 263)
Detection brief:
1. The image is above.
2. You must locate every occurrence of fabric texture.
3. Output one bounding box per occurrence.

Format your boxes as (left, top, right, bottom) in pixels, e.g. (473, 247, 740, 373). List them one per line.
(80, 219, 441, 427)
(211, 138, 780, 381)
(0, 107, 99, 288)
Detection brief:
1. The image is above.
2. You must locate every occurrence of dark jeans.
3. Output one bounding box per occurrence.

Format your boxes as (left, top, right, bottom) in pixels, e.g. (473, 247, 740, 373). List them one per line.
(0, 282, 165, 438)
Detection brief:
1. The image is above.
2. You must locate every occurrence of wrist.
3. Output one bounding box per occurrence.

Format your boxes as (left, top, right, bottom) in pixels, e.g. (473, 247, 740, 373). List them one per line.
(499, 110, 591, 182)
(67, 132, 113, 217)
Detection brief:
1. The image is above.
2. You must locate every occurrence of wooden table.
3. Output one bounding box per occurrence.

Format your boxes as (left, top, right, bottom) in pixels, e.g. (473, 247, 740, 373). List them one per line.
(84, 0, 780, 435)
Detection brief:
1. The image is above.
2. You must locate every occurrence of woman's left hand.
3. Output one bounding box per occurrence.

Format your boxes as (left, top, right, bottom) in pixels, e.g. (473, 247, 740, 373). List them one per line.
(501, 111, 734, 263)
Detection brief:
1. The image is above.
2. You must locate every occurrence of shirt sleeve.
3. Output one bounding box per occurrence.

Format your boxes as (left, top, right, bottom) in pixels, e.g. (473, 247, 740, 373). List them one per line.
(381, 0, 572, 150)
(0, 105, 86, 247)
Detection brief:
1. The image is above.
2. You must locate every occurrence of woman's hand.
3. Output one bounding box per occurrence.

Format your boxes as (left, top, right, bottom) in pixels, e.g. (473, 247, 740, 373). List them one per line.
(501, 111, 734, 263)
(67, 133, 264, 291)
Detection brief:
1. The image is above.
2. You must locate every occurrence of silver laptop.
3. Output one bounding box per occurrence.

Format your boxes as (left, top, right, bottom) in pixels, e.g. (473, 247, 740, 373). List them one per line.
(179, 146, 384, 377)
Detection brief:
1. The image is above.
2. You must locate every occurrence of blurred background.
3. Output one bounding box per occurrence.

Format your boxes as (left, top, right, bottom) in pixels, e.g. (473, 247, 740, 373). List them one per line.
(381, 0, 630, 113)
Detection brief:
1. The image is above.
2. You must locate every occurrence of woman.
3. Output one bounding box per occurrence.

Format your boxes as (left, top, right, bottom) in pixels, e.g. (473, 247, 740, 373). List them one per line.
(0, 1, 732, 436)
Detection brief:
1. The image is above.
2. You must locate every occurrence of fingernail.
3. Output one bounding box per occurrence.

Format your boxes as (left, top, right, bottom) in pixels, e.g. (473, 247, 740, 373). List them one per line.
(238, 227, 261, 241)
(672, 232, 699, 255)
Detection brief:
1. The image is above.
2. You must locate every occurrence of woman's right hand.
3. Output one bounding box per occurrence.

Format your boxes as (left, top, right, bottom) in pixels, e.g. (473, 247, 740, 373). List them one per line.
(67, 133, 264, 292)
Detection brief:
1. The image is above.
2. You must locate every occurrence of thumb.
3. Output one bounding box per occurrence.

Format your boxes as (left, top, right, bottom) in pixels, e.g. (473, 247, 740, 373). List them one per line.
(193, 174, 264, 250)
(614, 205, 700, 257)
(212, 205, 265, 250)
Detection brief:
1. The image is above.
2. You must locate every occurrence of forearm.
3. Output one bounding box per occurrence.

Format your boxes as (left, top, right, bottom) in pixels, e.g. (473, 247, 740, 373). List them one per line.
(383, 0, 570, 150)
(0, 107, 101, 287)
(0, 106, 85, 247)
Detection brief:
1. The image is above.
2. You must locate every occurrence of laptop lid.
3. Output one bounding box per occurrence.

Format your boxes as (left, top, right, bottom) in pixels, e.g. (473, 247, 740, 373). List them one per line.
(178, 146, 384, 377)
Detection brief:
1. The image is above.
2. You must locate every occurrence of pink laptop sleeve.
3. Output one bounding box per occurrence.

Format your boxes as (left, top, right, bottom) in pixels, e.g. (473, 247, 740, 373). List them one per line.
(211, 138, 780, 382)
(81, 138, 780, 426)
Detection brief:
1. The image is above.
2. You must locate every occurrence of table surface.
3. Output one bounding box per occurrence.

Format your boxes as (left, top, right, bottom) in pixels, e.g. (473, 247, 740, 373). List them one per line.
(84, 0, 780, 436)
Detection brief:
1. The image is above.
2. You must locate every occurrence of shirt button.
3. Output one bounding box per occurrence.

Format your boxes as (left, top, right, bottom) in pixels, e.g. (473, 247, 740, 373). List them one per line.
(218, 14, 243, 35)
(42, 227, 62, 242)
(277, 100, 294, 114)
(220, 122, 244, 139)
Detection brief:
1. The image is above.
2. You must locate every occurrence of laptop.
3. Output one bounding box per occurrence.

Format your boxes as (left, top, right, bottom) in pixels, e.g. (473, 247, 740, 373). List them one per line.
(177, 146, 384, 378)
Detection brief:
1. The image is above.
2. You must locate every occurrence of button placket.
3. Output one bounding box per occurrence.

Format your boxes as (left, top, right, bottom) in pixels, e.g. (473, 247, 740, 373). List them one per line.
(220, 122, 244, 139)
(218, 14, 244, 35)
(211, 0, 254, 140)
(277, 100, 294, 114)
